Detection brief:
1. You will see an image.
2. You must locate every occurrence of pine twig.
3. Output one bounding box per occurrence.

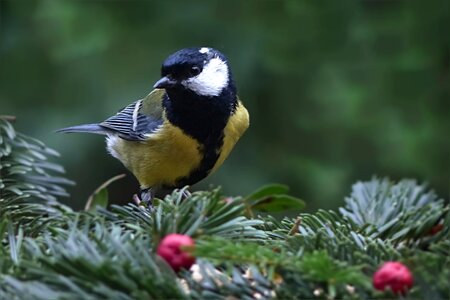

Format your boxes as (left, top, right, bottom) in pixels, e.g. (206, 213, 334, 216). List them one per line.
(288, 217, 302, 236)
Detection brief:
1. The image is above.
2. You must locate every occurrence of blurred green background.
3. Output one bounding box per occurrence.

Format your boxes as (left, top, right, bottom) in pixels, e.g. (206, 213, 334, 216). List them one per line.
(1, 0, 448, 211)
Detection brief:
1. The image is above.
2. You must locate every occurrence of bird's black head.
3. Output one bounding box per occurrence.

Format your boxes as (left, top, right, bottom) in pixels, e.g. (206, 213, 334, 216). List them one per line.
(154, 47, 234, 97)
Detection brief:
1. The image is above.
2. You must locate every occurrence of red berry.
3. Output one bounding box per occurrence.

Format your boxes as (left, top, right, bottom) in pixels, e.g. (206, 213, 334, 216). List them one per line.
(157, 234, 196, 272)
(373, 262, 413, 295)
(428, 223, 443, 236)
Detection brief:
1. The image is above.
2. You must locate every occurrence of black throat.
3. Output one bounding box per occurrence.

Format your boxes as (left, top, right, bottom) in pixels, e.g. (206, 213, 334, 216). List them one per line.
(162, 84, 237, 188)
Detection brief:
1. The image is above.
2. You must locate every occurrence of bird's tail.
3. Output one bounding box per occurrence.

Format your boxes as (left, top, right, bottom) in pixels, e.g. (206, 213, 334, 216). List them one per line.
(56, 123, 109, 135)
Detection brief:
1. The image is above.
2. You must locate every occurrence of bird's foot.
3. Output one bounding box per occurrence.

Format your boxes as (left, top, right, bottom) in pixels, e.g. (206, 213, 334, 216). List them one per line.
(135, 187, 154, 210)
(181, 189, 191, 199)
(175, 186, 191, 203)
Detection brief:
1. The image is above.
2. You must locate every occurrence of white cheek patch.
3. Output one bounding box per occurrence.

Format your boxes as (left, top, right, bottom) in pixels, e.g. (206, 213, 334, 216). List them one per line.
(182, 57, 229, 97)
(199, 47, 209, 54)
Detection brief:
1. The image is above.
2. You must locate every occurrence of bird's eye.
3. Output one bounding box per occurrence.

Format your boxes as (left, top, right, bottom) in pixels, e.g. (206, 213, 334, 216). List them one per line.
(190, 66, 201, 76)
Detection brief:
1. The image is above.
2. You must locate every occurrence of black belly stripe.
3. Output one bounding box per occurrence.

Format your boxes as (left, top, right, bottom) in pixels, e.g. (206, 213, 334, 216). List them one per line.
(173, 132, 224, 188)
(161, 86, 237, 189)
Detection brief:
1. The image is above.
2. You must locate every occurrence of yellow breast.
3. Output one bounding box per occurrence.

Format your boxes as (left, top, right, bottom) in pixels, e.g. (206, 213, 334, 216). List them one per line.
(107, 100, 249, 189)
(107, 121, 203, 189)
(211, 101, 250, 174)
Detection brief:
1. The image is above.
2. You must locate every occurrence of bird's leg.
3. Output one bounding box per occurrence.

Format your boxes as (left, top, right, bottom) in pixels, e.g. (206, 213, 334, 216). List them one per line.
(132, 194, 142, 205)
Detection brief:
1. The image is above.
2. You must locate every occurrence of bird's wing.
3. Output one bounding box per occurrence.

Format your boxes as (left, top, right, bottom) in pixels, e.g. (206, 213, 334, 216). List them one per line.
(100, 89, 166, 141)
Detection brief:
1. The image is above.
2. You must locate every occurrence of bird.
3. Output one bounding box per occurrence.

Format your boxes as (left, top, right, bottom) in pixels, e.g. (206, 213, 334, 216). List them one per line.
(58, 47, 249, 204)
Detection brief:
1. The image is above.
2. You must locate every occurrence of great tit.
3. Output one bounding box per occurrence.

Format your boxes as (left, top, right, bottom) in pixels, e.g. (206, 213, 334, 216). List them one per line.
(58, 47, 249, 203)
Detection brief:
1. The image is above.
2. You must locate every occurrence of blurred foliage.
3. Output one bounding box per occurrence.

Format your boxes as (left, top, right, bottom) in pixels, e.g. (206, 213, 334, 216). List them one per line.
(1, 0, 448, 210)
(1, 118, 449, 299)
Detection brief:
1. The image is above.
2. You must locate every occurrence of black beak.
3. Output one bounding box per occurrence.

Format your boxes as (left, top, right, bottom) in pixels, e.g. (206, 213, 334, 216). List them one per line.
(153, 76, 178, 89)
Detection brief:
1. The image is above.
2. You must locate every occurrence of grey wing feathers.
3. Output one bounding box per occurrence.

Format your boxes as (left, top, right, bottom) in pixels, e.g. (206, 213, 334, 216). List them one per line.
(57, 99, 164, 141)
(56, 124, 114, 135)
(100, 100, 163, 141)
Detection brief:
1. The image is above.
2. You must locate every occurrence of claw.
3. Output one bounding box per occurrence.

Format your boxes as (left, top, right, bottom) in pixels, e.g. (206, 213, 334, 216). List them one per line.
(139, 188, 154, 209)
(182, 189, 191, 199)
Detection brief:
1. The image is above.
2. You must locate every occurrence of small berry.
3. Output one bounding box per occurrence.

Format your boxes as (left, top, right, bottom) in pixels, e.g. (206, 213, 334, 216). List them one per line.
(428, 223, 443, 236)
(222, 197, 234, 204)
(373, 261, 413, 295)
(157, 234, 196, 272)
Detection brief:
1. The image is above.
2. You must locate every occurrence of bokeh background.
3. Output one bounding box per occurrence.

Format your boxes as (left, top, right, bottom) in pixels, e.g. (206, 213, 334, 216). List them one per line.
(1, 0, 448, 211)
